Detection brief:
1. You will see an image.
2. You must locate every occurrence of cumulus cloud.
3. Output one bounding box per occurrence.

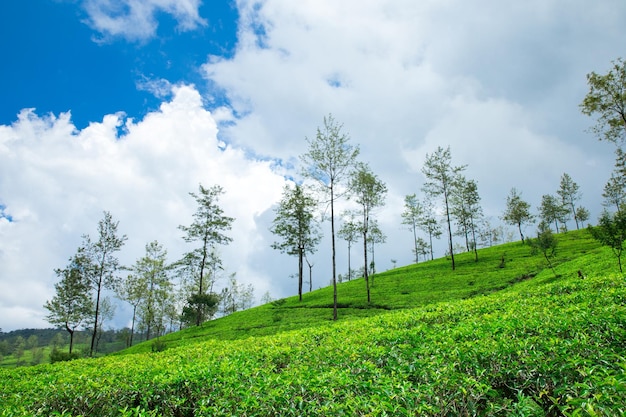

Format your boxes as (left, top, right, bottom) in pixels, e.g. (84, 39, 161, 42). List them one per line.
(2, 0, 625, 330)
(0, 85, 287, 330)
(83, 0, 207, 42)
(199, 0, 621, 284)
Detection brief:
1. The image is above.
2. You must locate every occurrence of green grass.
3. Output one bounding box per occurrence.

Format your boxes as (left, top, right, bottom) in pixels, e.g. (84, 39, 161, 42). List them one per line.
(1, 229, 624, 416)
(119, 229, 603, 354)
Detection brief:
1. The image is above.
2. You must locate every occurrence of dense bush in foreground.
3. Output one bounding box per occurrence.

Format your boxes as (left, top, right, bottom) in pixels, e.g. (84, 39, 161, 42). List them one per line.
(1, 261, 624, 416)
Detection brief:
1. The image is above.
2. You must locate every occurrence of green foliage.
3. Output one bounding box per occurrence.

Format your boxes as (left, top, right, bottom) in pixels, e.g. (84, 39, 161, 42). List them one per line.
(2, 231, 624, 416)
(49, 347, 81, 364)
(44, 249, 94, 354)
(83, 211, 127, 357)
(580, 57, 626, 144)
(300, 113, 360, 320)
(421, 145, 466, 270)
(150, 339, 167, 353)
(349, 163, 387, 302)
(529, 221, 558, 276)
(558, 172, 582, 230)
(178, 184, 234, 326)
(589, 208, 626, 272)
(503, 187, 534, 242)
(539, 193, 569, 233)
(181, 293, 219, 326)
(270, 183, 321, 300)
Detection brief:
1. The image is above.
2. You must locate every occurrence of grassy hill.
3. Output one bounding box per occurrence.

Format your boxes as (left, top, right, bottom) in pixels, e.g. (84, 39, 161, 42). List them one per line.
(1, 229, 625, 416)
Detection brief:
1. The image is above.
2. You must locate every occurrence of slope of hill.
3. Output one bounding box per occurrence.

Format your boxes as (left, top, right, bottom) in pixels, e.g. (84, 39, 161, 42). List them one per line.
(1, 230, 625, 416)
(119, 229, 603, 354)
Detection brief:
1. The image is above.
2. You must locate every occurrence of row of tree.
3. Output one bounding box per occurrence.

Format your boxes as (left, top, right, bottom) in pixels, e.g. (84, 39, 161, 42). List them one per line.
(44, 56, 626, 352)
(44, 186, 254, 356)
(270, 56, 626, 320)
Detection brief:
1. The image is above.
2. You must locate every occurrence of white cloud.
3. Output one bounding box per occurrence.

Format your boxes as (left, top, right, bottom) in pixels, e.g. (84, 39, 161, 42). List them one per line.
(83, 0, 207, 42)
(2, 0, 625, 330)
(0, 85, 287, 330)
(199, 0, 621, 288)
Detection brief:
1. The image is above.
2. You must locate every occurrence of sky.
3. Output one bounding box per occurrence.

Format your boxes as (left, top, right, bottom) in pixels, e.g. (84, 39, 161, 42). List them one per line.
(1, 0, 625, 331)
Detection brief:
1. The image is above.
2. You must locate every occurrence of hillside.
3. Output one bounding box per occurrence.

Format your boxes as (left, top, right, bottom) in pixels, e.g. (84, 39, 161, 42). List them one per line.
(119, 229, 603, 354)
(1, 229, 625, 416)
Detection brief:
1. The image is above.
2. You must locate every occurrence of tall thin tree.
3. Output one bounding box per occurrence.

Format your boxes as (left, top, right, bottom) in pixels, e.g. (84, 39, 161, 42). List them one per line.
(338, 211, 360, 281)
(421, 146, 466, 270)
(557, 173, 582, 230)
(270, 183, 321, 301)
(300, 114, 359, 320)
(451, 177, 483, 261)
(44, 249, 94, 354)
(502, 188, 534, 242)
(418, 200, 442, 261)
(350, 164, 387, 303)
(179, 184, 234, 326)
(83, 211, 126, 357)
(401, 194, 424, 264)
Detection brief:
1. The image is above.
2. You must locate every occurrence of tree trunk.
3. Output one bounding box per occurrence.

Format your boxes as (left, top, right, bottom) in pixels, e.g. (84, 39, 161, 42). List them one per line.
(363, 210, 370, 304)
(298, 245, 303, 301)
(130, 304, 137, 347)
(331, 185, 338, 321)
(90, 274, 103, 357)
(444, 190, 455, 270)
(66, 323, 75, 354)
(347, 241, 352, 281)
(412, 221, 418, 263)
(197, 236, 209, 326)
(428, 231, 434, 260)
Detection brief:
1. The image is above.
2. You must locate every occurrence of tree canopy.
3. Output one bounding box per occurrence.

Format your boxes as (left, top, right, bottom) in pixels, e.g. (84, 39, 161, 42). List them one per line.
(580, 57, 626, 145)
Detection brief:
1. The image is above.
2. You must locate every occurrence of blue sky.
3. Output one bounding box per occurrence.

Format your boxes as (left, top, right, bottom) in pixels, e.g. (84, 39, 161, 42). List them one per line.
(1, 0, 625, 331)
(0, 1, 238, 128)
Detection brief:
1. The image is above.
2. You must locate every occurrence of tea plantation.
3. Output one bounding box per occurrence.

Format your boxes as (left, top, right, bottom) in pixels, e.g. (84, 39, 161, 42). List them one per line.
(1, 229, 624, 416)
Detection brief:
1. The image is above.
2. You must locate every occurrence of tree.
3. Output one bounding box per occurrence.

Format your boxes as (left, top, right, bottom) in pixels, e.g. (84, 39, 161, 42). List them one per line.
(530, 221, 558, 277)
(270, 183, 321, 301)
(603, 173, 626, 212)
(557, 173, 582, 230)
(575, 207, 590, 228)
(350, 164, 387, 303)
(502, 188, 534, 242)
(418, 200, 442, 260)
(367, 220, 386, 277)
(83, 211, 126, 357)
(26, 335, 38, 350)
(117, 272, 144, 347)
(580, 57, 626, 145)
(44, 249, 93, 354)
(304, 255, 314, 292)
(94, 297, 115, 353)
(181, 293, 219, 326)
(129, 241, 172, 341)
(589, 208, 626, 272)
(401, 194, 424, 263)
(13, 336, 25, 365)
(300, 114, 360, 320)
(413, 237, 430, 262)
(338, 212, 360, 281)
(450, 177, 483, 261)
(603, 148, 626, 213)
(220, 274, 254, 316)
(478, 219, 504, 248)
(539, 194, 569, 233)
(179, 184, 234, 326)
(421, 146, 466, 270)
